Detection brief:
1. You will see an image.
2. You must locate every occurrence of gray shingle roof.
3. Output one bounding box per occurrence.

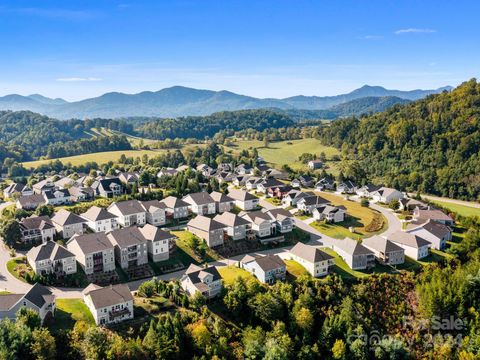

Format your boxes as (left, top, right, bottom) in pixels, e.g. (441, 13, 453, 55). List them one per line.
(183, 192, 215, 205)
(19, 215, 54, 231)
(188, 215, 225, 231)
(139, 224, 175, 242)
(67, 232, 113, 254)
(210, 191, 233, 203)
(108, 200, 145, 216)
(84, 283, 133, 309)
(51, 209, 86, 226)
(214, 212, 250, 227)
(107, 227, 147, 248)
(254, 254, 286, 271)
(160, 196, 189, 209)
(335, 237, 374, 256)
(387, 231, 431, 249)
(24, 283, 54, 308)
(27, 241, 75, 262)
(81, 206, 117, 221)
(362, 236, 404, 253)
(227, 189, 257, 201)
(290, 242, 333, 263)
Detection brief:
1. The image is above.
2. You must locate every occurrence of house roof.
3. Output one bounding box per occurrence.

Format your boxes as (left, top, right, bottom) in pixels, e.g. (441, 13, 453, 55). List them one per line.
(375, 187, 401, 197)
(51, 209, 86, 226)
(314, 205, 346, 215)
(160, 196, 189, 209)
(84, 283, 133, 309)
(266, 208, 293, 221)
(407, 219, 451, 239)
(81, 206, 117, 222)
(43, 189, 70, 200)
(415, 208, 453, 222)
(32, 178, 54, 190)
(254, 254, 286, 271)
(141, 200, 166, 212)
(387, 231, 431, 249)
(188, 215, 225, 231)
(17, 194, 45, 207)
(4, 183, 30, 194)
(260, 178, 285, 188)
(54, 177, 75, 188)
(359, 184, 382, 193)
(138, 224, 175, 242)
(107, 227, 147, 248)
(241, 211, 271, 225)
(214, 212, 250, 227)
(210, 191, 233, 203)
(108, 200, 145, 215)
(290, 242, 333, 263)
(184, 264, 221, 285)
(93, 177, 123, 192)
(227, 189, 257, 201)
(24, 283, 54, 309)
(183, 192, 215, 205)
(0, 294, 24, 311)
(27, 241, 75, 262)
(19, 215, 54, 231)
(299, 196, 330, 206)
(67, 232, 113, 254)
(334, 237, 374, 256)
(362, 236, 404, 253)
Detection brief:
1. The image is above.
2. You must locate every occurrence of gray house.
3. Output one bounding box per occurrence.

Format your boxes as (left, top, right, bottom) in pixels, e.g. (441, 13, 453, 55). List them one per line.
(26, 241, 77, 276)
(240, 254, 286, 284)
(107, 227, 149, 269)
(210, 191, 234, 213)
(187, 215, 226, 247)
(333, 237, 376, 270)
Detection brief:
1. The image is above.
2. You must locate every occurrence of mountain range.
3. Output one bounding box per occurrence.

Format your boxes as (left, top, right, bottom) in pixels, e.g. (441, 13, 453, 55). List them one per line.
(0, 85, 451, 119)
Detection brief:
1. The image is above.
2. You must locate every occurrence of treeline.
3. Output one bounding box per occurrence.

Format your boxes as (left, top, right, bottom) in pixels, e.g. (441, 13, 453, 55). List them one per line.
(135, 109, 295, 140)
(316, 79, 480, 200)
(45, 135, 132, 159)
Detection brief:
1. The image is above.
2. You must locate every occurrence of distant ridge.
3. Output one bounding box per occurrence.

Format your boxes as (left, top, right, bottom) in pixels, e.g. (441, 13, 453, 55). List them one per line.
(0, 84, 452, 119)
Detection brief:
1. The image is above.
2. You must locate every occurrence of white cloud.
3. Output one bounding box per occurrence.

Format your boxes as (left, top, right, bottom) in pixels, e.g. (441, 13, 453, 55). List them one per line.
(56, 77, 102, 82)
(395, 28, 437, 34)
(362, 35, 384, 40)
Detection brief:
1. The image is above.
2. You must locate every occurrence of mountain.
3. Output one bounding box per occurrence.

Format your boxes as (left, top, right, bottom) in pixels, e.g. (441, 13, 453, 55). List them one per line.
(0, 84, 451, 119)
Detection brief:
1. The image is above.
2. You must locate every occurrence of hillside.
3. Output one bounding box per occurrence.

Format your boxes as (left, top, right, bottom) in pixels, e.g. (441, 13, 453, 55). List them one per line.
(316, 78, 480, 200)
(0, 85, 450, 119)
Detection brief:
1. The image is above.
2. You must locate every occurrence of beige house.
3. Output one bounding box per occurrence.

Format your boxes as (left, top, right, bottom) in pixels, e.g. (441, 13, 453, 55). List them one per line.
(107, 227, 149, 269)
(27, 241, 77, 276)
(83, 283, 134, 325)
(139, 224, 175, 262)
(182, 192, 216, 215)
(51, 209, 86, 239)
(187, 215, 226, 247)
(214, 211, 250, 240)
(210, 191, 234, 213)
(67, 233, 116, 275)
(387, 231, 430, 260)
(332, 238, 376, 270)
(160, 196, 190, 219)
(227, 189, 259, 210)
(288, 242, 334, 277)
(362, 236, 405, 265)
(19, 215, 56, 244)
(141, 200, 166, 226)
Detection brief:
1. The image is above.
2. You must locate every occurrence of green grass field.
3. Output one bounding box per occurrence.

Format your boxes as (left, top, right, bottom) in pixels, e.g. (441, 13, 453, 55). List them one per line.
(90, 127, 158, 147)
(285, 259, 309, 278)
(428, 199, 480, 218)
(223, 138, 340, 172)
(218, 266, 256, 285)
(49, 298, 95, 332)
(309, 192, 387, 239)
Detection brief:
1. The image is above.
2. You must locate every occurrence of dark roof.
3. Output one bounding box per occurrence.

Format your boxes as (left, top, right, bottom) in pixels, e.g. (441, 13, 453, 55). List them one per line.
(17, 194, 45, 207)
(261, 178, 285, 188)
(266, 208, 293, 221)
(0, 294, 24, 311)
(107, 227, 147, 248)
(27, 241, 75, 262)
(84, 284, 133, 309)
(4, 183, 30, 194)
(184, 264, 222, 284)
(51, 209, 86, 226)
(410, 219, 451, 239)
(300, 196, 330, 206)
(81, 206, 117, 221)
(254, 254, 286, 271)
(43, 189, 70, 199)
(67, 232, 113, 254)
(20, 216, 54, 231)
(24, 283, 54, 308)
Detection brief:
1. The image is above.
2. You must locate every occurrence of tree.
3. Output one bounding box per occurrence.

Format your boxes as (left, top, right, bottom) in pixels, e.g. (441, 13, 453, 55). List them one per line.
(35, 204, 54, 217)
(0, 219, 21, 246)
(332, 339, 346, 360)
(31, 328, 56, 360)
(295, 307, 314, 333)
(389, 199, 400, 211)
(360, 198, 370, 207)
(16, 307, 41, 330)
(138, 280, 156, 298)
(82, 327, 110, 360)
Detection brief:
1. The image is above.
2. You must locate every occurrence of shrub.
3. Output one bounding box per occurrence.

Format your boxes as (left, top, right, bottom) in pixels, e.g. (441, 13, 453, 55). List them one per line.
(360, 198, 370, 207)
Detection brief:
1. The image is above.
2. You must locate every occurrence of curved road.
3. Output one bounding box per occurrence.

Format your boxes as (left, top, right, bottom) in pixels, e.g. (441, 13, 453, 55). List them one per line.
(0, 193, 402, 298)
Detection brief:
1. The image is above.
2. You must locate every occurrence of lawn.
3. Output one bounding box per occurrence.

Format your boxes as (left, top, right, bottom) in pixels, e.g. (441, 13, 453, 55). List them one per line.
(218, 266, 256, 285)
(49, 298, 95, 333)
(171, 230, 220, 265)
(428, 199, 480, 218)
(6, 257, 34, 282)
(222, 138, 340, 173)
(310, 192, 387, 239)
(90, 127, 159, 147)
(284, 260, 309, 278)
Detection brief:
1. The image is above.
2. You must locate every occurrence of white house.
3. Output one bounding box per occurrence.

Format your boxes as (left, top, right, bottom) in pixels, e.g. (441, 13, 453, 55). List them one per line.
(141, 200, 167, 226)
(108, 200, 146, 227)
(332, 238, 376, 270)
(3, 183, 33, 199)
(187, 215, 226, 248)
(413, 207, 454, 226)
(241, 211, 273, 238)
(160, 196, 190, 220)
(67, 233, 116, 275)
(297, 196, 330, 214)
(19, 215, 56, 244)
(387, 231, 430, 260)
(227, 189, 259, 210)
(308, 159, 323, 170)
(107, 227, 149, 269)
(210, 191, 234, 213)
(240, 254, 286, 284)
(27, 241, 77, 276)
(81, 206, 119, 233)
(213, 212, 250, 241)
(406, 219, 451, 250)
(83, 283, 134, 326)
(180, 264, 223, 299)
(265, 208, 295, 233)
(51, 209, 86, 239)
(288, 242, 335, 277)
(371, 187, 404, 204)
(182, 192, 216, 215)
(139, 224, 175, 262)
(362, 236, 405, 265)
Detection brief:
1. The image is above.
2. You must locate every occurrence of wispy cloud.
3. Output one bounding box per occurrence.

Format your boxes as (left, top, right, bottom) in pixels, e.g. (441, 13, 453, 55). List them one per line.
(56, 77, 102, 82)
(362, 35, 384, 40)
(395, 28, 437, 34)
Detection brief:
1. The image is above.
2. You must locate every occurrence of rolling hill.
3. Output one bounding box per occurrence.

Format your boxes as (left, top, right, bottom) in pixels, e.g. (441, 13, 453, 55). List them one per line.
(0, 85, 451, 119)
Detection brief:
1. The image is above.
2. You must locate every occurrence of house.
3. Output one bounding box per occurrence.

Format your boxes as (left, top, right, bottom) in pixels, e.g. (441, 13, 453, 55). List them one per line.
(297, 195, 330, 213)
(157, 168, 178, 177)
(81, 206, 119, 233)
(240, 254, 286, 284)
(332, 238, 376, 270)
(54, 176, 75, 189)
(3, 183, 33, 199)
(312, 205, 346, 223)
(245, 177, 263, 190)
(336, 181, 357, 194)
(214, 211, 250, 240)
(196, 163, 215, 177)
(291, 179, 301, 188)
(233, 175, 250, 187)
(371, 187, 404, 204)
(356, 184, 382, 198)
(215, 171, 234, 184)
(399, 198, 428, 211)
(32, 178, 55, 194)
(43, 189, 71, 206)
(176, 165, 192, 172)
(139, 224, 175, 262)
(210, 191, 234, 213)
(91, 178, 123, 198)
(308, 159, 323, 170)
(66, 233, 116, 275)
(107, 227, 149, 269)
(282, 190, 315, 207)
(288, 242, 335, 277)
(265, 208, 295, 233)
(268, 185, 293, 199)
(160, 196, 190, 219)
(362, 236, 405, 265)
(235, 164, 254, 175)
(68, 186, 94, 202)
(141, 200, 166, 226)
(108, 200, 146, 227)
(257, 178, 285, 194)
(0, 283, 55, 324)
(26, 241, 77, 276)
(118, 172, 139, 185)
(240, 211, 273, 238)
(227, 189, 259, 210)
(16, 194, 46, 210)
(51, 209, 86, 239)
(182, 192, 216, 215)
(413, 207, 454, 226)
(298, 175, 315, 188)
(265, 168, 288, 180)
(406, 219, 452, 250)
(19, 216, 56, 243)
(187, 215, 225, 247)
(83, 283, 134, 325)
(217, 163, 232, 172)
(315, 178, 335, 191)
(387, 231, 430, 260)
(181, 264, 223, 298)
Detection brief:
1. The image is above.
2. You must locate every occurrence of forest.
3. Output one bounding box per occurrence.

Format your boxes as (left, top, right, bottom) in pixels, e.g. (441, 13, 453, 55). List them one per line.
(316, 79, 480, 200)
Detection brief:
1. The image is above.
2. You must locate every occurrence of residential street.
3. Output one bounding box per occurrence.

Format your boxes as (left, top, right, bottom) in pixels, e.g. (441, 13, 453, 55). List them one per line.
(0, 194, 402, 298)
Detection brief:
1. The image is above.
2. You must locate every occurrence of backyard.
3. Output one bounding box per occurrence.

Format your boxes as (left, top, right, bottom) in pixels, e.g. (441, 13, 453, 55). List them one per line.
(49, 298, 95, 333)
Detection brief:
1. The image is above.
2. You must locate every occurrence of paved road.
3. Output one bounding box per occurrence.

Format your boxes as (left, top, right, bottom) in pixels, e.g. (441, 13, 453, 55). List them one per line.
(0, 193, 402, 298)
(420, 194, 480, 209)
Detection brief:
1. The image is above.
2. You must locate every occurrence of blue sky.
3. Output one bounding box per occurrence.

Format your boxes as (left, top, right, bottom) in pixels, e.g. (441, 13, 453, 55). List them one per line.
(0, 0, 478, 100)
